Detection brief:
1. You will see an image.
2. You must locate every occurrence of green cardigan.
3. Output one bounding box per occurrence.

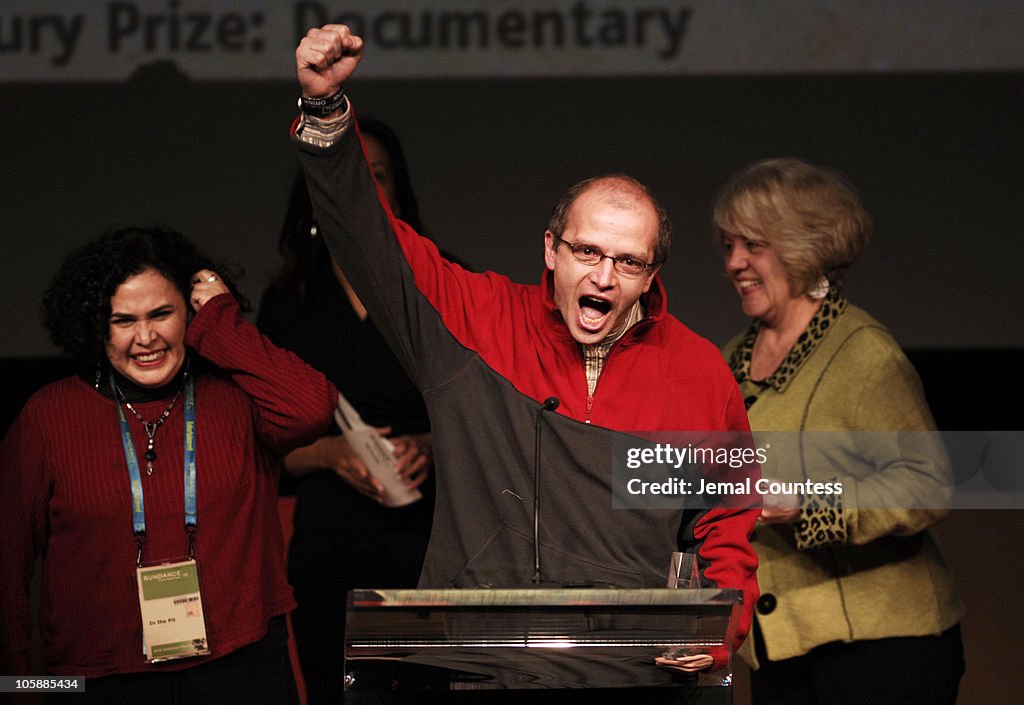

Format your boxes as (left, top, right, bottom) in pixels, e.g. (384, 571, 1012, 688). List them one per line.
(723, 299, 962, 667)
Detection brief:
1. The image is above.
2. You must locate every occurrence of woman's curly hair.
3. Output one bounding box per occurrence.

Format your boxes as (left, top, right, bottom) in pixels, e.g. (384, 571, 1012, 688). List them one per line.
(43, 226, 246, 365)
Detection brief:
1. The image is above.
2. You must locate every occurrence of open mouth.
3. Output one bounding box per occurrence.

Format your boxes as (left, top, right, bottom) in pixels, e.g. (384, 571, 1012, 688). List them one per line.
(131, 350, 167, 364)
(579, 296, 612, 328)
(737, 279, 763, 292)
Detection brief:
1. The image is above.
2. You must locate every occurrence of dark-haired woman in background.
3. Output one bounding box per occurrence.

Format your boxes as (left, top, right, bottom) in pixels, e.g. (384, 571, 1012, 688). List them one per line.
(258, 119, 457, 705)
(714, 159, 964, 705)
(0, 227, 335, 704)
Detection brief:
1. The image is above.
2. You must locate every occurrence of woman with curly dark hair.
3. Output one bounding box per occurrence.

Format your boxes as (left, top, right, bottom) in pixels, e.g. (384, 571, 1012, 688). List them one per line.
(0, 227, 336, 704)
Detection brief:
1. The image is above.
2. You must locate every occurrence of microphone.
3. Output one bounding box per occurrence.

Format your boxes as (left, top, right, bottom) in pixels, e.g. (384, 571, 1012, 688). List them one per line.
(532, 396, 559, 584)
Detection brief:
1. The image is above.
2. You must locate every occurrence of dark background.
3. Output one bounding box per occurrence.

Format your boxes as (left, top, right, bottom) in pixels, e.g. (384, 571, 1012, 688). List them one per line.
(1, 70, 1022, 354)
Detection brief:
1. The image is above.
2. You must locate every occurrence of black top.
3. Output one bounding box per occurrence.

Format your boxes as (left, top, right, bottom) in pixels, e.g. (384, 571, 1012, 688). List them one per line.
(256, 259, 433, 534)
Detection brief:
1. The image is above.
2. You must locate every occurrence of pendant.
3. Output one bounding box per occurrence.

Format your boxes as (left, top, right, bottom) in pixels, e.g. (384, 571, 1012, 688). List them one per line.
(144, 440, 156, 475)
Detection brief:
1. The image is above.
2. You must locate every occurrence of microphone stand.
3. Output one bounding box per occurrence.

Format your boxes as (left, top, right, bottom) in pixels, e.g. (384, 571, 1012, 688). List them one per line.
(532, 396, 559, 584)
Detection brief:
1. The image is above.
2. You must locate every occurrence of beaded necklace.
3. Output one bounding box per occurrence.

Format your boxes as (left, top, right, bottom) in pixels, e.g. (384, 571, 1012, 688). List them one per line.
(114, 373, 186, 476)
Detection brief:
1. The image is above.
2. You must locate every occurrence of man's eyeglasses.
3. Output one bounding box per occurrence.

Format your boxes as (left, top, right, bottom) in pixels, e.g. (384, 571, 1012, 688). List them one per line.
(554, 236, 654, 277)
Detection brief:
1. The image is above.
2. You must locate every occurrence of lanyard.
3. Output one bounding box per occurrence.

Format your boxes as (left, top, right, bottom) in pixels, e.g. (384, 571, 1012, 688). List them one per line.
(112, 374, 197, 565)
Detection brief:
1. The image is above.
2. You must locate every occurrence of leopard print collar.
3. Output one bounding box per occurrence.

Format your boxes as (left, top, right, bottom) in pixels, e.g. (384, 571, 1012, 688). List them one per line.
(728, 288, 847, 394)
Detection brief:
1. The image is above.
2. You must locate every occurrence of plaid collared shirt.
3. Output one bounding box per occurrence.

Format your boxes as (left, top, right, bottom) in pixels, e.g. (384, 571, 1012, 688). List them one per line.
(581, 299, 645, 395)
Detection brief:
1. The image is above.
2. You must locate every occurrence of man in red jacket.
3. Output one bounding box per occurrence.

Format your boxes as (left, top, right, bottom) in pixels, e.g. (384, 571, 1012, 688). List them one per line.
(292, 24, 759, 674)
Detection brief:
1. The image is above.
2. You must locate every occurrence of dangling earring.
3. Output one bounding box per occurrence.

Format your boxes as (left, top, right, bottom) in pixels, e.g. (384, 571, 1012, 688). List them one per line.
(94, 363, 103, 390)
(309, 223, 319, 238)
(809, 276, 830, 300)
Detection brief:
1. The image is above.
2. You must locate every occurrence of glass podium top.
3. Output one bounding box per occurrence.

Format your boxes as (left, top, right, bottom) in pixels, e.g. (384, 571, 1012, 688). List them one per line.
(345, 588, 741, 694)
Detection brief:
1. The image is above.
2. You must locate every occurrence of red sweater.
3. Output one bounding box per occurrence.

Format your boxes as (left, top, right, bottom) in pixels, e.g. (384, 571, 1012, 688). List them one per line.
(0, 295, 336, 677)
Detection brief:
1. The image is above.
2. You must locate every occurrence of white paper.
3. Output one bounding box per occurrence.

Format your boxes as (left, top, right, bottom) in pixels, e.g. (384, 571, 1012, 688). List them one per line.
(334, 393, 423, 508)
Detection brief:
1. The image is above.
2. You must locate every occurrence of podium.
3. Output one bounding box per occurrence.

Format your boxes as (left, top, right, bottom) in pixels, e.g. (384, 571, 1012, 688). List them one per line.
(344, 588, 741, 704)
